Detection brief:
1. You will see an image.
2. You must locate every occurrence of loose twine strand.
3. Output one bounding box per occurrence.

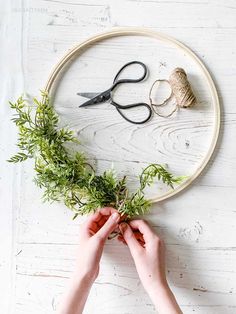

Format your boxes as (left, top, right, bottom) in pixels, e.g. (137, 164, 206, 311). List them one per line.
(149, 68, 196, 117)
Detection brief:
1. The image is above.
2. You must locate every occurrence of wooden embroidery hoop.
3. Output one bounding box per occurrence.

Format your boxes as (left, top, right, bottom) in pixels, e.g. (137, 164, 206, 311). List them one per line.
(44, 27, 220, 203)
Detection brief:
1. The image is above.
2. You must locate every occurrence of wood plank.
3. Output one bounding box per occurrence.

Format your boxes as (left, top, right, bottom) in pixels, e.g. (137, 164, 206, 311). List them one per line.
(2, 0, 236, 313)
(14, 242, 236, 312)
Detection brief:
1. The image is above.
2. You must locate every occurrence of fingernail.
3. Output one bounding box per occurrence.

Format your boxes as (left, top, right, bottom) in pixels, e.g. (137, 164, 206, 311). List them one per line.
(111, 212, 120, 222)
(119, 222, 128, 234)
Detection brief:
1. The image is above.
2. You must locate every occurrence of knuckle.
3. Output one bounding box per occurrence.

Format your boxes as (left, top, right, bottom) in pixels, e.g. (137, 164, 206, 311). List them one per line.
(137, 219, 147, 224)
(131, 219, 148, 227)
(140, 219, 149, 226)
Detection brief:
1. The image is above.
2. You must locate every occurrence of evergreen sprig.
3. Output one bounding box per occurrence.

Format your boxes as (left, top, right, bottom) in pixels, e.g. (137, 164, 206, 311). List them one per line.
(8, 92, 185, 219)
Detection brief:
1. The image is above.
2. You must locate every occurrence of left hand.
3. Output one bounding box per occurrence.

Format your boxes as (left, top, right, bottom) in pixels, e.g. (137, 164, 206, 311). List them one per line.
(73, 207, 120, 285)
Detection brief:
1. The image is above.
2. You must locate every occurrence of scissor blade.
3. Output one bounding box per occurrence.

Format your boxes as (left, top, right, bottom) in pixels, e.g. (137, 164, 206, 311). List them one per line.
(77, 92, 100, 99)
(79, 98, 98, 108)
(78, 89, 111, 108)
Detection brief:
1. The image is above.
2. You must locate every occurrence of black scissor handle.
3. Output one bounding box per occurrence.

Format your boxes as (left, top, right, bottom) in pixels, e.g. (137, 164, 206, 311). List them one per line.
(112, 100, 152, 124)
(111, 61, 147, 90)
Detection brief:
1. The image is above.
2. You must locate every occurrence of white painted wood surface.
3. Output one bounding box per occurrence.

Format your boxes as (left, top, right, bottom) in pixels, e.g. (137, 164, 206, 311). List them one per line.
(1, 0, 236, 313)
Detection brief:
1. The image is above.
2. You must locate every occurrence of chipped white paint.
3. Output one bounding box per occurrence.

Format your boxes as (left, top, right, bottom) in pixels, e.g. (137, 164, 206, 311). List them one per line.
(1, 0, 236, 314)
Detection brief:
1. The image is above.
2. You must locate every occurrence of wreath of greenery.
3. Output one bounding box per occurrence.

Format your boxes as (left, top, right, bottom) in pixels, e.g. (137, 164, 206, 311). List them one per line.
(9, 92, 185, 219)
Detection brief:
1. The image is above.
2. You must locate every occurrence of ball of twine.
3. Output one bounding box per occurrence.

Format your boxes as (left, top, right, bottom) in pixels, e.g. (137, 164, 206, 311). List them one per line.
(149, 68, 196, 117)
(169, 68, 196, 108)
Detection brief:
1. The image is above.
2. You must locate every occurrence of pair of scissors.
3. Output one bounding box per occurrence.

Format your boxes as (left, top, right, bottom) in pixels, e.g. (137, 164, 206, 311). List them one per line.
(77, 61, 152, 124)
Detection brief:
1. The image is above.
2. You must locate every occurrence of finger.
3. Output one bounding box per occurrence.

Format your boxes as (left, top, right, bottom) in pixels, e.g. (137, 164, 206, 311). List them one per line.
(119, 222, 143, 256)
(120, 213, 128, 222)
(88, 221, 98, 235)
(81, 211, 102, 237)
(95, 207, 118, 228)
(86, 207, 117, 231)
(118, 233, 144, 246)
(134, 232, 145, 242)
(86, 210, 102, 223)
(119, 232, 144, 242)
(95, 212, 120, 241)
(98, 207, 118, 216)
(97, 207, 120, 228)
(97, 216, 108, 227)
(130, 220, 161, 250)
(129, 219, 156, 242)
(117, 235, 127, 245)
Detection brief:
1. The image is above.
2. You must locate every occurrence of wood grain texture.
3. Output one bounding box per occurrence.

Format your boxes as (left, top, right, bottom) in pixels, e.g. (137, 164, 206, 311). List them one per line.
(44, 28, 220, 202)
(1, 0, 236, 313)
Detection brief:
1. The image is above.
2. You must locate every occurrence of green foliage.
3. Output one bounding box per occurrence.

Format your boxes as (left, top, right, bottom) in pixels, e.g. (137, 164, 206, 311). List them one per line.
(9, 93, 185, 218)
(140, 164, 187, 190)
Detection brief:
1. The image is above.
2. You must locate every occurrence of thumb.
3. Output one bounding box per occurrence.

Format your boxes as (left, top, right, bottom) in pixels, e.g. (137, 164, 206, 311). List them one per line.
(95, 212, 120, 241)
(119, 222, 142, 257)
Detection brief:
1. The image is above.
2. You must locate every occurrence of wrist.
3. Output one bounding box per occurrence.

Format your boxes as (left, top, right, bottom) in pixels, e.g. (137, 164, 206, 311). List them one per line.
(146, 280, 170, 299)
(147, 283, 182, 314)
(145, 277, 168, 293)
(70, 271, 94, 291)
(59, 273, 93, 314)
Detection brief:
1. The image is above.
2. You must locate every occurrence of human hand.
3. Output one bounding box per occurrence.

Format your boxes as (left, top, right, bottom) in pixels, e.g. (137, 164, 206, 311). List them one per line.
(118, 219, 167, 291)
(74, 207, 120, 284)
(58, 208, 120, 314)
(118, 220, 182, 314)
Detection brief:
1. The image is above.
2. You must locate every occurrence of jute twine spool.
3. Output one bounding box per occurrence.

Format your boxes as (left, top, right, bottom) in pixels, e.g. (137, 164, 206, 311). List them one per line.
(149, 68, 196, 117)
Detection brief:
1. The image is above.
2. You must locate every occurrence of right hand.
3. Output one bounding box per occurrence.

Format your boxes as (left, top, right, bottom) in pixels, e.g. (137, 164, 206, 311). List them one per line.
(118, 219, 167, 292)
(118, 220, 182, 314)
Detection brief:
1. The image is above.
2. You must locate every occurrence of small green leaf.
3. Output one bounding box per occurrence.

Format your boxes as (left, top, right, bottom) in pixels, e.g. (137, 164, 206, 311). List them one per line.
(8, 92, 185, 219)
